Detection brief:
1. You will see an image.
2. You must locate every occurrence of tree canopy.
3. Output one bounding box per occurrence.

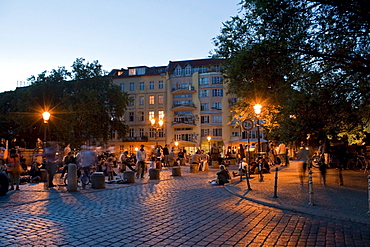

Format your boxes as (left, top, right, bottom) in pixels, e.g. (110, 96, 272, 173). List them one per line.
(214, 0, 370, 144)
(0, 58, 130, 148)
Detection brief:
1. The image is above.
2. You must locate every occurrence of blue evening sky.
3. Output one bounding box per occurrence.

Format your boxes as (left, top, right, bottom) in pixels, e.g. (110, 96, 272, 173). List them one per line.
(0, 0, 240, 93)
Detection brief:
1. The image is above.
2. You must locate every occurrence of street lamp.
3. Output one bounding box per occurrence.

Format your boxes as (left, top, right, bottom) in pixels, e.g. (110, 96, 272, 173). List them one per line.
(151, 118, 164, 147)
(42, 111, 50, 148)
(207, 136, 211, 152)
(253, 104, 263, 182)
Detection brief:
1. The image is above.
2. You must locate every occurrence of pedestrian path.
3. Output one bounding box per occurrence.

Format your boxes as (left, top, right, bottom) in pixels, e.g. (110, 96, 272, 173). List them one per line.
(2, 162, 370, 225)
(224, 161, 370, 224)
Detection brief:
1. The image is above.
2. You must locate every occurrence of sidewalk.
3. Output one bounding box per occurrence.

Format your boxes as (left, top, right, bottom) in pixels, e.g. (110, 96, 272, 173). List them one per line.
(224, 161, 370, 224)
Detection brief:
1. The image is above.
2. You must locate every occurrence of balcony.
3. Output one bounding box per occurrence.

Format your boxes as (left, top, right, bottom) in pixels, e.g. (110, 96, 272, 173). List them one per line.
(171, 84, 196, 95)
(172, 115, 196, 128)
(122, 136, 148, 142)
(171, 102, 196, 111)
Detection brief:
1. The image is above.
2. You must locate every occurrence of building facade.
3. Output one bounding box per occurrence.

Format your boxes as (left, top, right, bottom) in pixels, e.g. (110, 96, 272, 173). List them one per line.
(109, 58, 265, 156)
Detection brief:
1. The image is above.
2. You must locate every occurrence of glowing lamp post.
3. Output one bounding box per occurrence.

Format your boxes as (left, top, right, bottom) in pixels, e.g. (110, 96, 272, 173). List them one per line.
(42, 111, 50, 148)
(253, 104, 262, 155)
(207, 136, 211, 152)
(151, 118, 164, 147)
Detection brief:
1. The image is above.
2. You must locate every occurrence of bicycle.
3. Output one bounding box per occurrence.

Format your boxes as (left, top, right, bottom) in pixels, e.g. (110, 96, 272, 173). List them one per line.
(64, 165, 95, 186)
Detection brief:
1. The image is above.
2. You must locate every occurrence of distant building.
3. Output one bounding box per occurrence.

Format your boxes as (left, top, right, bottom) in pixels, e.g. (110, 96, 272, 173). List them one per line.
(108, 58, 266, 156)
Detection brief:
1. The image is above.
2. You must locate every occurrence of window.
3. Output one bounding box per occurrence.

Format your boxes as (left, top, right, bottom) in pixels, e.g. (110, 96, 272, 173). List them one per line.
(212, 102, 222, 110)
(149, 95, 154, 105)
(201, 116, 209, 124)
(201, 129, 210, 137)
(139, 96, 144, 105)
(139, 82, 144, 90)
(129, 69, 136, 76)
(129, 112, 134, 122)
(158, 80, 163, 89)
(139, 128, 144, 137)
(129, 128, 135, 137)
(150, 81, 154, 89)
(199, 77, 209, 85)
(212, 89, 223, 97)
(212, 115, 222, 123)
(200, 103, 209, 111)
(136, 67, 146, 75)
(138, 112, 144, 122)
(158, 111, 164, 120)
(213, 66, 220, 72)
(232, 131, 240, 137)
(158, 95, 164, 105)
(129, 99, 135, 106)
(185, 65, 191, 75)
(199, 90, 209, 97)
(200, 66, 208, 73)
(149, 111, 154, 120)
(212, 77, 223, 84)
(213, 128, 222, 136)
(120, 83, 124, 91)
(175, 66, 182, 76)
(130, 82, 134, 91)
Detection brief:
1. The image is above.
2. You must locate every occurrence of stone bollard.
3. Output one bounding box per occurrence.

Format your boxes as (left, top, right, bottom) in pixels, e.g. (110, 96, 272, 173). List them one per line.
(245, 165, 252, 191)
(149, 169, 160, 180)
(190, 163, 200, 173)
(308, 170, 315, 206)
(203, 161, 209, 171)
(123, 171, 135, 183)
(67, 163, 78, 192)
(172, 166, 182, 176)
(91, 172, 105, 189)
(368, 175, 370, 215)
(273, 167, 278, 198)
(212, 161, 219, 168)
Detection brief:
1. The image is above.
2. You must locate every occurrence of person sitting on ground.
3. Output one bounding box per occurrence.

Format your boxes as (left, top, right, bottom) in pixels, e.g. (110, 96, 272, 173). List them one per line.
(214, 165, 231, 185)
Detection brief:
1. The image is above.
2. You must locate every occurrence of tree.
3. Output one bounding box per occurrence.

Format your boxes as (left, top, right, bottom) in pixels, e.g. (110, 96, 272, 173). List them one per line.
(214, 0, 370, 144)
(0, 58, 130, 148)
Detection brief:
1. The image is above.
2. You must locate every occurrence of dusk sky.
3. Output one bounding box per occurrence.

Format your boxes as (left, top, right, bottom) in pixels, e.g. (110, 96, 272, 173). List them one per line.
(0, 0, 240, 93)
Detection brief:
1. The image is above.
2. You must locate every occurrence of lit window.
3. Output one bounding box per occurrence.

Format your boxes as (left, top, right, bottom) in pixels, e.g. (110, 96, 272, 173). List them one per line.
(158, 111, 164, 120)
(158, 95, 164, 105)
(149, 95, 154, 105)
(149, 111, 154, 120)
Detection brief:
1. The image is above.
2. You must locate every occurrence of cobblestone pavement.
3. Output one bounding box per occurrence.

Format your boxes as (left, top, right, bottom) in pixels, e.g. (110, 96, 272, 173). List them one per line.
(0, 165, 369, 246)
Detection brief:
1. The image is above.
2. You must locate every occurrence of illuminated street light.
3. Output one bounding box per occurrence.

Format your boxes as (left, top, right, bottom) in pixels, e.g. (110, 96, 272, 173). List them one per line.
(254, 104, 263, 182)
(207, 136, 211, 152)
(151, 118, 164, 147)
(42, 111, 50, 148)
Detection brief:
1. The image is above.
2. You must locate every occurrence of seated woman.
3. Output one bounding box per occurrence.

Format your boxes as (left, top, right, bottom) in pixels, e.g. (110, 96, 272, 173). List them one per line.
(216, 165, 231, 185)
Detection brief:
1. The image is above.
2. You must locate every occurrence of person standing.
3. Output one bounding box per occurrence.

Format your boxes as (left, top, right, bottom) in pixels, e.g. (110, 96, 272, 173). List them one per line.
(6, 149, 22, 190)
(162, 144, 169, 167)
(106, 157, 114, 181)
(168, 148, 175, 167)
(297, 145, 310, 185)
(64, 144, 71, 157)
(278, 142, 287, 166)
(136, 145, 147, 178)
(210, 143, 220, 163)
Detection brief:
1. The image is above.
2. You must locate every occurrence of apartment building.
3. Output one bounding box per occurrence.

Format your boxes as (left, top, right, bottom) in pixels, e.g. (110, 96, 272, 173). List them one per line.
(109, 58, 265, 156)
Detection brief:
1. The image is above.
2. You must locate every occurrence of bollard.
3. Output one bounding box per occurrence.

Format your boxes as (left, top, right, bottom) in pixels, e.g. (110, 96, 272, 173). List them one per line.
(43, 173, 49, 190)
(258, 161, 264, 182)
(308, 170, 315, 206)
(149, 168, 160, 180)
(368, 175, 370, 215)
(338, 167, 343, 186)
(239, 161, 243, 182)
(245, 165, 252, 191)
(273, 167, 278, 198)
(172, 166, 182, 176)
(67, 163, 78, 192)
